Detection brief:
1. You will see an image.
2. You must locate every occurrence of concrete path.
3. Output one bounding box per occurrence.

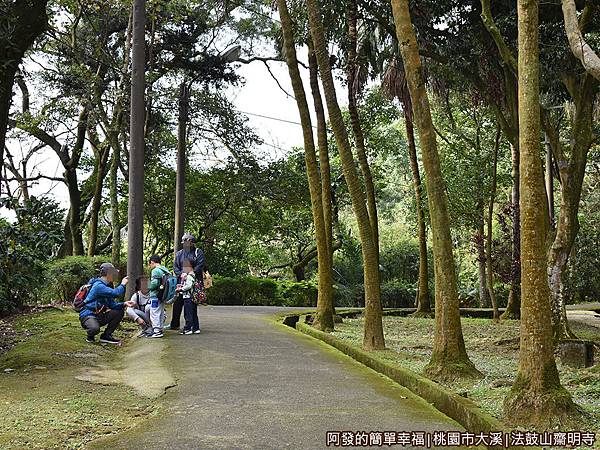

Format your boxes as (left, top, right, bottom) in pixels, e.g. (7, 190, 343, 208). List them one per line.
(90, 306, 465, 450)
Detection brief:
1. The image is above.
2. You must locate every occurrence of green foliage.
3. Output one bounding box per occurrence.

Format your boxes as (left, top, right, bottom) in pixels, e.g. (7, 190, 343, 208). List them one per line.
(207, 276, 280, 306)
(0, 197, 64, 315)
(206, 276, 318, 307)
(334, 281, 416, 309)
(44, 256, 127, 304)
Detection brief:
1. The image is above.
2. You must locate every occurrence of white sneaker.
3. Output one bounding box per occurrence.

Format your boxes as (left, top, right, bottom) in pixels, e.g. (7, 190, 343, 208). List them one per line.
(150, 332, 164, 338)
(193, 330, 201, 334)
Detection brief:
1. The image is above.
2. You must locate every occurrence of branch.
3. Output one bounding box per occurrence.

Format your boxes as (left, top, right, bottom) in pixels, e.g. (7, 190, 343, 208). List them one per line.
(0, 173, 65, 183)
(238, 55, 309, 70)
(480, 0, 518, 74)
(260, 60, 295, 99)
(562, 0, 600, 82)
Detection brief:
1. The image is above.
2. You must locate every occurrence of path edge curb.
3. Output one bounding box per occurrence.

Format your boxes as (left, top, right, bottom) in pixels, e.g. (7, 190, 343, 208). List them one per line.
(282, 313, 536, 450)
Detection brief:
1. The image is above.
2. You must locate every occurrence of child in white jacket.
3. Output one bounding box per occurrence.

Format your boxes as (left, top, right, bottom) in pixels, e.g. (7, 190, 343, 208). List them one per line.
(177, 260, 200, 335)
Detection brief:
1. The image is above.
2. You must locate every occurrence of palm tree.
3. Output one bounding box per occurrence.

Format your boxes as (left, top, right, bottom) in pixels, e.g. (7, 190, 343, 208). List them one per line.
(382, 58, 431, 315)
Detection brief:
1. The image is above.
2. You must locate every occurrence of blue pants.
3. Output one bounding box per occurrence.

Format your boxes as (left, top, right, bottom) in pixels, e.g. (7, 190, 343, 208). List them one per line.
(183, 297, 199, 332)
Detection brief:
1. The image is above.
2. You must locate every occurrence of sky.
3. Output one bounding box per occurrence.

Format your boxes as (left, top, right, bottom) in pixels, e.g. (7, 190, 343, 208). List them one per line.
(2, 45, 345, 216)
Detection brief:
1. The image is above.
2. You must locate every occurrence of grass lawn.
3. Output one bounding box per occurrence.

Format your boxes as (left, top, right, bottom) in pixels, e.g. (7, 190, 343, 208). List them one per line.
(0, 308, 154, 449)
(332, 315, 600, 447)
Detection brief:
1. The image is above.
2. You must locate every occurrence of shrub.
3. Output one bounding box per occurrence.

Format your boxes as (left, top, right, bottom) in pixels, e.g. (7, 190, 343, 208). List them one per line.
(380, 280, 416, 308)
(44, 256, 127, 304)
(332, 281, 415, 308)
(278, 280, 317, 307)
(206, 276, 318, 307)
(207, 276, 280, 306)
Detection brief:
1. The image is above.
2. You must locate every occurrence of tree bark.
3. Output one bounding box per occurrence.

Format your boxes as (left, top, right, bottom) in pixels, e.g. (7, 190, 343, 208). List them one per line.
(486, 127, 501, 320)
(545, 74, 598, 343)
(501, 143, 521, 319)
(0, 0, 48, 176)
(347, 0, 380, 261)
(504, 0, 576, 425)
(87, 143, 110, 256)
(127, 0, 146, 299)
(561, 0, 600, 82)
(110, 147, 121, 265)
(308, 42, 334, 262)
(404, 112, 431, 315)
(277, 0, 335, 331)
(391, 0, 479, 379)
(476, 219, 491, 308)
(306, 0, 384, 349)
(173, 82, 189, 259)
(65, 167, 85, 255)
(545, 133, 554, 226)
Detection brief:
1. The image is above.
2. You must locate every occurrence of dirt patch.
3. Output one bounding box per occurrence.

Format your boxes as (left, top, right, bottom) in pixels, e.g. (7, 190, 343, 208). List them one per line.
(77, 339, 176, 399)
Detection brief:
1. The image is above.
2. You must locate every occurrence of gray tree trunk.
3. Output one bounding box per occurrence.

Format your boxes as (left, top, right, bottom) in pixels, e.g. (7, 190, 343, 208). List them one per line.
(127, 0, 146, 299)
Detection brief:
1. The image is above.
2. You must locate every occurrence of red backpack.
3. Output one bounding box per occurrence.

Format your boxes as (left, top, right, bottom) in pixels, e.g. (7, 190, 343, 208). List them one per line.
(73, 284, 92, 312)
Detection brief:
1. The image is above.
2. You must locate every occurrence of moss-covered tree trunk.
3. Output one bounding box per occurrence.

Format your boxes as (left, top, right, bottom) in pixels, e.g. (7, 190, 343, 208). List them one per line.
(504, 0, 576, 425)
(347, 0, 380, 261)
(501, 142, 521, 319)
(307, 0, 385, 349)
(545, 74, 598, 343)
(277, 0, 334, 331)
(404, 111, 431, 315)
(391, 0, 479, 379)
(308, 41, 337, 320)
(308, 42, 334, 270)
(476, 217, 491, 308)
(486, 127, 500, 320)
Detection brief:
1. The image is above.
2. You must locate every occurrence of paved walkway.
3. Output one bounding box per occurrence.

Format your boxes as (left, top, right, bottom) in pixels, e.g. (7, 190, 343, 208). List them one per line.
(90, 306, 464, 450)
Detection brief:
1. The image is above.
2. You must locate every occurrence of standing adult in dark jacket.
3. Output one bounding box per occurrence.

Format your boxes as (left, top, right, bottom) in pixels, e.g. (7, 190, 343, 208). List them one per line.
(80, 263, 133, 344)
(168, 233, 205, 330)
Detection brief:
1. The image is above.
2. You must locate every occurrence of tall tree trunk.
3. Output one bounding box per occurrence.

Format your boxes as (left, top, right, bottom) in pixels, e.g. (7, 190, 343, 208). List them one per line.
(404, 111, 431, 315)
(173, 82, 189, 259)
(391, 0, 479, 379)
(110, 147, 121, 265)
(108, 3, 132, 266)
(546, 74, 598, 343)
(87, 145, 110, 256)
(277, 0, 334, 331)
(504, 0, 575, 425)
(347, 0, 380, 261)
(545, 133, 554, 226)
(486, 127, 501, 320)
(476, 218, 491, 308)
(308, 42, 334, 262)
(501, 143, 521, 319)
(127, 0, 146, 299)
(65, 168, 85, 255)
(306, 0, 384, 348)
(0, 0, 48, 175)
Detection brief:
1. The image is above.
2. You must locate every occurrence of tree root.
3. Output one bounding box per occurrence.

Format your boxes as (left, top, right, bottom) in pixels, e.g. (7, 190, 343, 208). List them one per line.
(423, 357, 483, 382)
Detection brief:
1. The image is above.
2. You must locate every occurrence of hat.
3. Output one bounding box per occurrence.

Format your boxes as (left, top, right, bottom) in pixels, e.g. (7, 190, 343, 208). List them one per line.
(181, 233, 196, 243)
(99, 262, 119, 276)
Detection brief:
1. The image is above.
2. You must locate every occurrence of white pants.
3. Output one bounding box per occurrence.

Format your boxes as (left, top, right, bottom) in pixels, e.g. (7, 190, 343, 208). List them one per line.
(149, 298, 164, 333)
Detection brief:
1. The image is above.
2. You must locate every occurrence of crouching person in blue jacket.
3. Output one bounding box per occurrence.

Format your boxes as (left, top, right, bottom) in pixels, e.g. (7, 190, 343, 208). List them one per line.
(80, 262, 133, 344)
